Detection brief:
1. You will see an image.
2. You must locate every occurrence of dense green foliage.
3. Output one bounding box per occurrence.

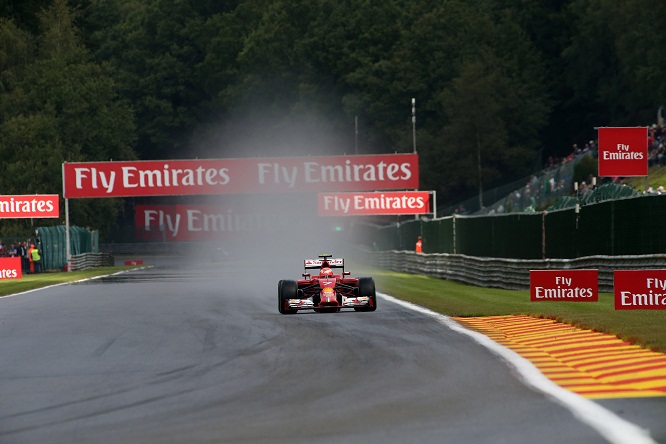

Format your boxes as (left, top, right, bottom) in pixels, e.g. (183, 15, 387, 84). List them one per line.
(1, 0, 665, 233)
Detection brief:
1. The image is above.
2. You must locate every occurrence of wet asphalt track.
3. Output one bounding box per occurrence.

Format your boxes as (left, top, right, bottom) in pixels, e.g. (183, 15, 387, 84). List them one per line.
(0, 256, 664, 444)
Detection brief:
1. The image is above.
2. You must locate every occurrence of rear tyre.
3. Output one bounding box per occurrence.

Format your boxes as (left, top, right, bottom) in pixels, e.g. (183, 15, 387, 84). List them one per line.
(278, 279, 298, 315)
(354, 277, 377, 312)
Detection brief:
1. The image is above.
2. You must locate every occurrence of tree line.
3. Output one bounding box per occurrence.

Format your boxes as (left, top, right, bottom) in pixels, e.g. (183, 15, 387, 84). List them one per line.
(1, 0, 664, 235)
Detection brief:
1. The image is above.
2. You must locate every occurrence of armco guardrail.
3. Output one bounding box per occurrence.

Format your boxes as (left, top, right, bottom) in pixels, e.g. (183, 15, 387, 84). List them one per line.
(366, 250, 666, 292)
(70, 253, 114, 271)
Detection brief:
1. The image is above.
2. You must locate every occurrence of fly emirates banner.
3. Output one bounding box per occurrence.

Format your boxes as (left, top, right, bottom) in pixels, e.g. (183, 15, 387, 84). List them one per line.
(62, 154, 419, 198)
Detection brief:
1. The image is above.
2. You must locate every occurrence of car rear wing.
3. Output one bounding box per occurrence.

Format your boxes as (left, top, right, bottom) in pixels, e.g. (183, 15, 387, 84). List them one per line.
(304, 258, 344, 270)
(303, 258, 345, 270)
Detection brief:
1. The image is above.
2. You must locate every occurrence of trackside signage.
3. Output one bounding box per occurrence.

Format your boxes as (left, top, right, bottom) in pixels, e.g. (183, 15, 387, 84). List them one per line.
(597, 127, 648, 177)
(63, 154, 419, 198)
(318, 191, 431, 216)
(135, 204, 291, 241)
(614, 270, 666, 310)
(0, 257, 22, 279)
(530, 270, 598, 302)
(0, 195, 59, 218)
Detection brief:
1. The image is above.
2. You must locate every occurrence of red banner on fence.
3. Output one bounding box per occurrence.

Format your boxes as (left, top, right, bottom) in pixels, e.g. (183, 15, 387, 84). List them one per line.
(530, 270, 598, 302)
(597, 127, 648, 177)
(614, 270, 666, 310)
(63, 154, 419, 198)
(318, 191, 431, 216)
(0, 195, 59, 219)
(0, 257, 22, 279)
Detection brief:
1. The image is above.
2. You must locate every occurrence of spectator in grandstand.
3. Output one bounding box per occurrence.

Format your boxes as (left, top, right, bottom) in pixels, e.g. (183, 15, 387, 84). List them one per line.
(577, 182, 592, 198)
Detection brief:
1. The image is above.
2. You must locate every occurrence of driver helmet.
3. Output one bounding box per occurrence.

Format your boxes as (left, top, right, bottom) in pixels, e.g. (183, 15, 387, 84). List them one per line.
(320, 267, 334, 277)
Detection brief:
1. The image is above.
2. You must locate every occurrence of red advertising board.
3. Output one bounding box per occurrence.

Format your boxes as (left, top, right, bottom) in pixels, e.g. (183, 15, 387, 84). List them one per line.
(318, 191, 431, 216)
(135, 204, 289, 241)
(0, 195, 59, 219)
(63, 154, 419, 198)
(0, 257, 22, 279)
(530, 270, 598, 302)
(614, 270, 666, 310)
(597, 127, 648, 177)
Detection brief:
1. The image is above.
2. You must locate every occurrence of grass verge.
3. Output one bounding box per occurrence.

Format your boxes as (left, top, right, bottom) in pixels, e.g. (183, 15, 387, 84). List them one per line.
(372, 269, 666, 353)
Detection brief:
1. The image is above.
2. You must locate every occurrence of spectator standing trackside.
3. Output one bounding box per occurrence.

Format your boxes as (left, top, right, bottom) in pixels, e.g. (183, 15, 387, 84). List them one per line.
(415, 236, 423, 253)
(30, 244, 42, 273)
(17, 242, 27, 272)
(28, 243, 36, 273)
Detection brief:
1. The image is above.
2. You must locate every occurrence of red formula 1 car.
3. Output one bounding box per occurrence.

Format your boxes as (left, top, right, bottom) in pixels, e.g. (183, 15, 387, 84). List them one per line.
(278, 254, 377, 314)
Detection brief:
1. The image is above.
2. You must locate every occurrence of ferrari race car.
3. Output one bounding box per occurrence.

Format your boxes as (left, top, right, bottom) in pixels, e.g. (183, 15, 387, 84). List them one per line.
(278, 254, 377, 314)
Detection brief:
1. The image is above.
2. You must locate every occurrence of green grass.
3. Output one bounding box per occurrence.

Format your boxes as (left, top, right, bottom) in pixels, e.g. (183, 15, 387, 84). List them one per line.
(0, 266, 142, 297)
(371, 269, 666, 353)
(622, 164, 666, 191)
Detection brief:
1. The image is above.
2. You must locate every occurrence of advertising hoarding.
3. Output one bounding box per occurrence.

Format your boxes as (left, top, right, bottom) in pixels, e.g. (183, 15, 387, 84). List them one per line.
(614, 270, 666, 310)
(317, 191, 432, 216)
(597, 127, 648, 177)
(63, 154, 420, 198)
(0, 195, 59, 219)
(530, 270, 598, 302)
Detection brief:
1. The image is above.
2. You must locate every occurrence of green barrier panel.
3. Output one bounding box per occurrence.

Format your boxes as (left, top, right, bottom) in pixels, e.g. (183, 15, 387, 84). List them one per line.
(456, 217, 492, 257)
(422, 218, 453, 254)
(574, 201, 613, 256)
(377, 224, 400, 251)
(455, 214, 543, 259)
(345, 194, 666, 259)
(398, 219, 422, 252)
(608, 196, 666, 255)
(36, 225, 99, 271)
(544, 208, 577, 258)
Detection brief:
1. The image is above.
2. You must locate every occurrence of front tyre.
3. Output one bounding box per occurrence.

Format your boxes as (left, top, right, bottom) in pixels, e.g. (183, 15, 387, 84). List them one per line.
(354, 277, 377, 312)
(278, 279, 298, 315)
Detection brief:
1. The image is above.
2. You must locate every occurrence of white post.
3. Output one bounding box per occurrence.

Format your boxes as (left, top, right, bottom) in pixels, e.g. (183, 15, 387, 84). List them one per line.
(411, 98, 416, 153)
(65, 198, 71, 272)
(432, 190, 437, 219)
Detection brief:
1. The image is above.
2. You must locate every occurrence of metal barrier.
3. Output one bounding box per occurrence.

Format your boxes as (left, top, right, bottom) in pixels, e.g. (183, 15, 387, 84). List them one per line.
(364, 249, 666, 292)
(70, 253, 115, 271)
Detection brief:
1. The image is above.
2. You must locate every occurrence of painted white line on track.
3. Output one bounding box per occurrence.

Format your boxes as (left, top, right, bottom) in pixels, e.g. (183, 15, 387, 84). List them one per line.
(378, 292, 657, 444)
(0, 267, 151, 299)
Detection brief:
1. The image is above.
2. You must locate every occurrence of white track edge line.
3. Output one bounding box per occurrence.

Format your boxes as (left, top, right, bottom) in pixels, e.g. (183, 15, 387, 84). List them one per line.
(0, 266, 152, 299)
(378, 292, 657, 444)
